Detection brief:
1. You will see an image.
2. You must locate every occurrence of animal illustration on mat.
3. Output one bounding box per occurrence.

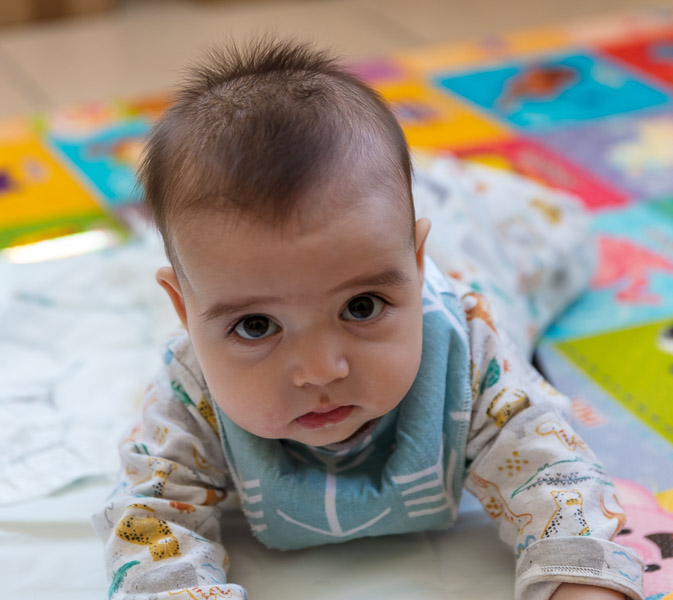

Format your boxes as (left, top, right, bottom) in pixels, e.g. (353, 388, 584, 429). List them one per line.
(497, 64, 579, 110)
(0, 168, 18, 195)
(607, 118, 673, 177)
(657, 323, 673, 356)
(613, 478, 673, 599)
(592, 236, 673, 305)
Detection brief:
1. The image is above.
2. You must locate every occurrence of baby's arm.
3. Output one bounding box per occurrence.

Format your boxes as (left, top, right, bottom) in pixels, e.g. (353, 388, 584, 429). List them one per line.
(92, 363, 247, 599)
(459, 287, 643, 600)
(551, 583, 626, 599)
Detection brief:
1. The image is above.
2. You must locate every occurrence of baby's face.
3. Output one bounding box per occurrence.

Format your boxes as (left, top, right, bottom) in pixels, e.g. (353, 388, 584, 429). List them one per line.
(158, 188, 430, 447)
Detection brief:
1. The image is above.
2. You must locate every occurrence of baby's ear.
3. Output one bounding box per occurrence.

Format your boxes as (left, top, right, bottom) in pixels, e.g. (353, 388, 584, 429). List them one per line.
(414, 218, 431, 282)
(156, 266, 189, 331)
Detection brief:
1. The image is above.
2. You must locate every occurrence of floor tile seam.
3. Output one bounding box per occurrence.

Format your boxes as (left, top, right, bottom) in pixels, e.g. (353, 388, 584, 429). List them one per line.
(352, 1, 428, 49)
(0, 44, 54, 110)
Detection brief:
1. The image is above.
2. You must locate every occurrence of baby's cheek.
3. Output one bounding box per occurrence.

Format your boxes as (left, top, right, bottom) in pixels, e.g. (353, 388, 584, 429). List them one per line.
(208, 383, 252, 424)
(372, 342, 422, 410)
(395, 330, 424, 379)
(250, 397, 283, 427)
(231, 393, 286, 438)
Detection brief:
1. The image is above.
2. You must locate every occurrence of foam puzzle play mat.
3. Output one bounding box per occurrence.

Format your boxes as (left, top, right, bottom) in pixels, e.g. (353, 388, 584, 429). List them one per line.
(2, 7, 673, 600)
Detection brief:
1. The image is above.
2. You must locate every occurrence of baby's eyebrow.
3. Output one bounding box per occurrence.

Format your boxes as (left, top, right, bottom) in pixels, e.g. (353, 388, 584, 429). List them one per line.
(329, 268, 412, 294)
(200, 296, 284, 323)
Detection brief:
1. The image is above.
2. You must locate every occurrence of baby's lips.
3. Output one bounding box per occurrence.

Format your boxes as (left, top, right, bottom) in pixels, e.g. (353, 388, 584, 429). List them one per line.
(295, 405, 354, 429)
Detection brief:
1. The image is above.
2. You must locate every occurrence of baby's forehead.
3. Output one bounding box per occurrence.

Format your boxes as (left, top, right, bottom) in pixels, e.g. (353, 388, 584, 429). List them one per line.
(168, 177, 413, 273)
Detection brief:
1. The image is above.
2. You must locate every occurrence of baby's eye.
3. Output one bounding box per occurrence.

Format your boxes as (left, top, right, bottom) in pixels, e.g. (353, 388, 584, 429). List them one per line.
(232, 315, 280, 340)
(341, 294, 385, 322)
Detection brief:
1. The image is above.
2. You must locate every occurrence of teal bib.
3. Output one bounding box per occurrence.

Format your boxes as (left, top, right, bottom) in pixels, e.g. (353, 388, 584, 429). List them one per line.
(214, 260, 473, 550)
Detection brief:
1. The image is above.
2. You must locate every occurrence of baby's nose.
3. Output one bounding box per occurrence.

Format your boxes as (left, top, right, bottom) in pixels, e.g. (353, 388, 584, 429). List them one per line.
(291, 336, 349, 387)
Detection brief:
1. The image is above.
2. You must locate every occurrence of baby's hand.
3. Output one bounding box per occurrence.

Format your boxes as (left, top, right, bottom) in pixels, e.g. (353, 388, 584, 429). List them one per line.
(550, 583, 626, 600)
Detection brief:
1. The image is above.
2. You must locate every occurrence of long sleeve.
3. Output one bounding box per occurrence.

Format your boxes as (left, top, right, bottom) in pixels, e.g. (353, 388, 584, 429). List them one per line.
(460, 287, 644, 600)
(91, 344, 247, 600)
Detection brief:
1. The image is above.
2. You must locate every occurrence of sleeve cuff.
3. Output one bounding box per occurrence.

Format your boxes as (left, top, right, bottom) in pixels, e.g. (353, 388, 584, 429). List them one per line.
(515, 536, 644, 600)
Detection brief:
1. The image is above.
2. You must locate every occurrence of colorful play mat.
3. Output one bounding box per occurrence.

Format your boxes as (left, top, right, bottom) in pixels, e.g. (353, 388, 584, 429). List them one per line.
(1, 8, 673, 599)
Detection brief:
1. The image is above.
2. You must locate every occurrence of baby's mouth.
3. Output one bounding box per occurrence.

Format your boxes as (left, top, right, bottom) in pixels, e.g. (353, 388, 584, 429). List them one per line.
(295, 405, 354, 429)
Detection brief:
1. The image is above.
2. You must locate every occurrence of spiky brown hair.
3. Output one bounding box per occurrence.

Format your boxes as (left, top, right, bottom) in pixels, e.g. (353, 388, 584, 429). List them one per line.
(139, 38, 414, 265)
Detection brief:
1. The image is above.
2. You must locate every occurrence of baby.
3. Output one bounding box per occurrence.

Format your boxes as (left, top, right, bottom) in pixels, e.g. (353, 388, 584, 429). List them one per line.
(93, 40, 643, 600)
